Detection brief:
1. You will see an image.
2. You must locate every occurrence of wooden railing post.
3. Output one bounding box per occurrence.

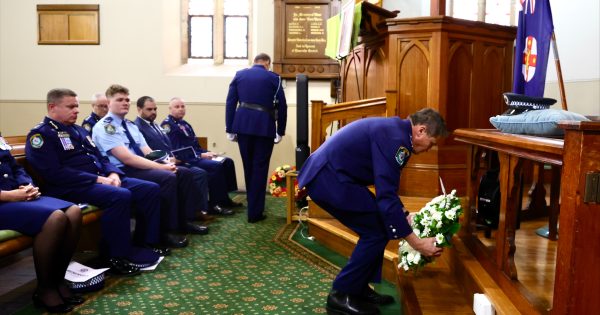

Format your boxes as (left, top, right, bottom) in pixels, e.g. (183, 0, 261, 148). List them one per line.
(310, 100, 325, 153)
(552, 121, 600, 314)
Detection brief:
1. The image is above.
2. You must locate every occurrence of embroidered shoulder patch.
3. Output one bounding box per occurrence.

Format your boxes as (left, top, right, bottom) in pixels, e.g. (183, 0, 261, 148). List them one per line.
(104, 124, 116, 135)
(82, 123, 91, 131)
(30, 133, 44, 149)
(161, 124, 171, 133)
(395, 146, 410, 166)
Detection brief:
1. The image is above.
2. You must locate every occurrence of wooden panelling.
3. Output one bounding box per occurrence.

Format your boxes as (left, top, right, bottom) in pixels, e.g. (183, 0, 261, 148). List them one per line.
(37, 5, 99, 45)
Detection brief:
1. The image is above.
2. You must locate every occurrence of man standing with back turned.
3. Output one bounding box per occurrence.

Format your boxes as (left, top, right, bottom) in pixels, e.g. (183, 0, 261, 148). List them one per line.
(298, 109, 448, 315)
(225, 53, 287, 223)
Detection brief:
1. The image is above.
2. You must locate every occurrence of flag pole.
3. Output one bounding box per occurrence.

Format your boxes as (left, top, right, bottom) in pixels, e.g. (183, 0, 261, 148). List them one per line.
(551, 32, 568, 110)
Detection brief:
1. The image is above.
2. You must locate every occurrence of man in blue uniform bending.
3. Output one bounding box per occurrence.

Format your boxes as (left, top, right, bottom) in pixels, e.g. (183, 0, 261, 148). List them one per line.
(26, 88, 166, 276)
(298, 109, 448, 315)
(225, 53, 287, 223)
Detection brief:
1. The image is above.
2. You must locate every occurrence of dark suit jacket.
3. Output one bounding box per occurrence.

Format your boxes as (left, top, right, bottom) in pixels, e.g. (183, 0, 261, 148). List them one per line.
(134, 117, 172, 152)
(225, 64, 287, 138)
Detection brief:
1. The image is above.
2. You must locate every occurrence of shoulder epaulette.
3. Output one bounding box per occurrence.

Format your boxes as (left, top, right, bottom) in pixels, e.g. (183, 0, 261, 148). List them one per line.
(31, 121, 46, 131)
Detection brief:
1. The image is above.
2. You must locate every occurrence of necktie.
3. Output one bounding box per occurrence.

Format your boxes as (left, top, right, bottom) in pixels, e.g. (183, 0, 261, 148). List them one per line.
(151, 123, 170, 146)
(121, 120, 144, 156)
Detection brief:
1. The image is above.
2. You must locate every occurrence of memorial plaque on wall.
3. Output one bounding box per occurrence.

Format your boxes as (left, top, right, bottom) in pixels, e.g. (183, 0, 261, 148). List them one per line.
(274, 0, 341, 79)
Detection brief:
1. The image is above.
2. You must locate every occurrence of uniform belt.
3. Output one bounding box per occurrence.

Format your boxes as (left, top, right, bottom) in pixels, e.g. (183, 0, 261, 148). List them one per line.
(239, 102, 276, 120)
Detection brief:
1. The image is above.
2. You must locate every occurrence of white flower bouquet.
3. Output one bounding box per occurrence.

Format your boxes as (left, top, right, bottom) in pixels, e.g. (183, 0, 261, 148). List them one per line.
(398, 189, 463, 272)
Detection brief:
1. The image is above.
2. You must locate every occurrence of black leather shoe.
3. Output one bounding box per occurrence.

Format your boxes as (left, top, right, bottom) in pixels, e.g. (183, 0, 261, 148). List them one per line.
(248, 214, 267, 223)
(146, 245, 171, 256)
(185, 222, 209, 235)
(326, 290, 380, 315)
(107, 258, 141, 276)
(360, 287, 394, 305)
(33, 293, 74, 313)
(162, 233, 189, 248)
(208, 205, 234, 215)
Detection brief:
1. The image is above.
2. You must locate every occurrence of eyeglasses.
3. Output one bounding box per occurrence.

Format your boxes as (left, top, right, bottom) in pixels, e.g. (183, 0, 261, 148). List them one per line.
(115, 98, 130, 102)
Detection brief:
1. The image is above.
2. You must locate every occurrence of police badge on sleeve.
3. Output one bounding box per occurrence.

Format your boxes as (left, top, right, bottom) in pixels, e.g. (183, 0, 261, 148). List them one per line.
(395, 146, 410, 167)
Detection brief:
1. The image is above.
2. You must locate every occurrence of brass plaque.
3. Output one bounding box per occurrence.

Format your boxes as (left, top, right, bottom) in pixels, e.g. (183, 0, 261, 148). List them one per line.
(274, 0, 340, 80)
(285, 4, 328, 58)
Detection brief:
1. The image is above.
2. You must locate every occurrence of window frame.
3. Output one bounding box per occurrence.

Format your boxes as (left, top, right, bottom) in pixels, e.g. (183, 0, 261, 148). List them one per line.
(223, 14, 249, 60)
(182, 0, 251, 64)
(188, 14, 214, 59)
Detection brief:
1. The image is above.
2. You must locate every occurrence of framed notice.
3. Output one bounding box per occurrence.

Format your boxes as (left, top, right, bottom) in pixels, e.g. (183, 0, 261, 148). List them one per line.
(273, 0, 341, 79)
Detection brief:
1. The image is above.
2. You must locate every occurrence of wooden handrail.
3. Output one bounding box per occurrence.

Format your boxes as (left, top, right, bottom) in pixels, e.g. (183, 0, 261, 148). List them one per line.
(310, 96, 389, 151)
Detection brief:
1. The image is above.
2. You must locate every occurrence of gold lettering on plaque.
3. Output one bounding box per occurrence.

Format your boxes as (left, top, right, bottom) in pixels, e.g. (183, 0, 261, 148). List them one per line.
(285, 5, 328, 58)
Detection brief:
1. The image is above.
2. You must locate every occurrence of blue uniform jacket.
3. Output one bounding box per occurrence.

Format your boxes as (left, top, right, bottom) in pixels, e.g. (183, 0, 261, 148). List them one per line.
(82, 112, 101, 134)
(0, 148, 32, 191)
(134, 117, 172, 152)
(298, 117, 414, 239)
(225, 64, 287, 137)
(25, 117, 123, 194)
(160, 115, 205, 155)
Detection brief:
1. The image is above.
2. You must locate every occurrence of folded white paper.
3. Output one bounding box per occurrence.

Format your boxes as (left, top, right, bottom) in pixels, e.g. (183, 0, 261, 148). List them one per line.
(65, 261, 109, 283)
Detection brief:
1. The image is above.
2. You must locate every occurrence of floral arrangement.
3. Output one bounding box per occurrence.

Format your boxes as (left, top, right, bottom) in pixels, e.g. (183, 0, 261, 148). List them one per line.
(268, 165, 306, 202)
(398, 189, 463, 272)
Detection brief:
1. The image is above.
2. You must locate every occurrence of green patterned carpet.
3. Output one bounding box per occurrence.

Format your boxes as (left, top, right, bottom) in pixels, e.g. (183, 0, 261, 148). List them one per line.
(14, 194, 401, 315)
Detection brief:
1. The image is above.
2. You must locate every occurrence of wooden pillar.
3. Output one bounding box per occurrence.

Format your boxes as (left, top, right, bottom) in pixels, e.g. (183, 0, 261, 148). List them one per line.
(430, 0, 446, 16)
(552, 121, 600, 314)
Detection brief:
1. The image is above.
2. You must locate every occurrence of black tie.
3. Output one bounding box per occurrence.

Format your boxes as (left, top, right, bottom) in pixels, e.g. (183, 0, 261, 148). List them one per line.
(121, 120, 144, 156)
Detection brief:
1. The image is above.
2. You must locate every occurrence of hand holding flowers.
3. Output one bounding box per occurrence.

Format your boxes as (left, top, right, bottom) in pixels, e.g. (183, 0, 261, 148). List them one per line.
(398, 189, 463, 272)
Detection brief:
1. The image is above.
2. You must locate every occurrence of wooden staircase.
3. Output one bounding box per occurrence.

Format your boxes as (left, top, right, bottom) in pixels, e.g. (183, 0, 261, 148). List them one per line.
(306, 197, 520, 315)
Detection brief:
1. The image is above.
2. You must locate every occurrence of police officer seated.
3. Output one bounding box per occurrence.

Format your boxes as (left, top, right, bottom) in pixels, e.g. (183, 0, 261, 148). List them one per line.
(26, 88, 167, 277)
(81, 92, 109, 135)
(92, 84, 209, 249)
(133, 96, 215, 222)
(162, 97, 240, 214)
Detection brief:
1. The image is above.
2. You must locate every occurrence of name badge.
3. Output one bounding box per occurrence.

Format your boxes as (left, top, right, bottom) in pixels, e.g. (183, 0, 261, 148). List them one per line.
(58, 131, 75, 150)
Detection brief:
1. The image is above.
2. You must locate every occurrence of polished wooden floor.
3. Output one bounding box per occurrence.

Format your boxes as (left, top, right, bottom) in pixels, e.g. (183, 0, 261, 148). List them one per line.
(476, 217, 556, 310)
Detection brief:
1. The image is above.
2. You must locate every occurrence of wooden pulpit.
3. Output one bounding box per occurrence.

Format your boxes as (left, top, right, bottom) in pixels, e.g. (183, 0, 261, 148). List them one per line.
(340, 2, 516, 197)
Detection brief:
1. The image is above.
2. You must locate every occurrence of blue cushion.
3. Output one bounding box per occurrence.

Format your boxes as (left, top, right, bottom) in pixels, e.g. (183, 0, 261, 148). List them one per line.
(489, 109, 590, 136)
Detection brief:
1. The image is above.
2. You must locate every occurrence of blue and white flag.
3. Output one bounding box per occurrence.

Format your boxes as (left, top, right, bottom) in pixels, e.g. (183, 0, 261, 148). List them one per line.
(512, 0, 554, 97)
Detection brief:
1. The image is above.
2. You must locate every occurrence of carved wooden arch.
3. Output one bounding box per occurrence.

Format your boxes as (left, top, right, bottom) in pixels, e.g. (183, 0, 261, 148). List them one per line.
(448, 41, 473, 63)
(397, 39, 431, 67)
(363, 46, 387, 99)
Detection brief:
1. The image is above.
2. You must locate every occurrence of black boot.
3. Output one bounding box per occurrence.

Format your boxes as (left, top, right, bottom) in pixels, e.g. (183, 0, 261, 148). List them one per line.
(326, 290, 380, 315)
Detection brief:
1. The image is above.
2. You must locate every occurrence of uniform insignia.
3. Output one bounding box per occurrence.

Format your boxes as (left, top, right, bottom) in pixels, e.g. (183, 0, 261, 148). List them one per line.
(104, 124, 116, 135)
(179, 125, 190, 137)
(395, 146, 410, 166)
(86, 135, 96, 147)
(83, 123, 91, 131)
(30, 134, 44, 149)
(161, 124, 171, 133)
(49, 121, 59, 130)
(58, 131, 75, 150)
(104, 117, 113, 123)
